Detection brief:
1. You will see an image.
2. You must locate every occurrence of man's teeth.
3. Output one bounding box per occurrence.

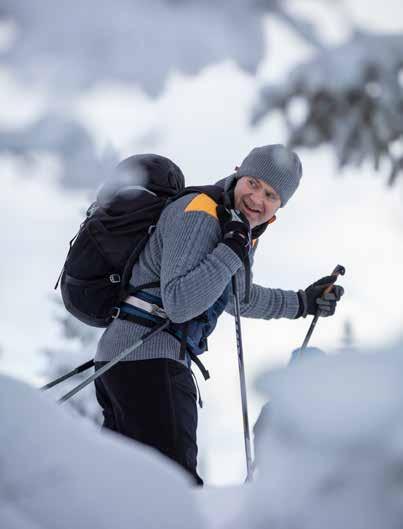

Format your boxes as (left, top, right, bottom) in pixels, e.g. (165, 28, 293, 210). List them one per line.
(245, 203, 259, 213)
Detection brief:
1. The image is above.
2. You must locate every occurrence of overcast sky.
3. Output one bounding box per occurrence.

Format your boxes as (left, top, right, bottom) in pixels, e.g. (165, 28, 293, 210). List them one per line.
(1, 0, 403, 485)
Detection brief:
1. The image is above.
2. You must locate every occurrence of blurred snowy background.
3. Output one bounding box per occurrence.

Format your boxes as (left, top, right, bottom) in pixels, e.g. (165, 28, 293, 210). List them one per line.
(1, 0, 403, 487)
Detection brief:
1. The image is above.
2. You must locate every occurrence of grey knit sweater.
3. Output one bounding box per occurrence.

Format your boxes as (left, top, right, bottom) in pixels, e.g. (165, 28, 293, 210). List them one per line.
(95, 178, 300, 364)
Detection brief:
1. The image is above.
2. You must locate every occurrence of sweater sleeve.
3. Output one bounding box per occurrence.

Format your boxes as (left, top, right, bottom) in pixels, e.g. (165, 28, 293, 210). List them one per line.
(225, 245, 300, 320)
(159, 195, 243, 323)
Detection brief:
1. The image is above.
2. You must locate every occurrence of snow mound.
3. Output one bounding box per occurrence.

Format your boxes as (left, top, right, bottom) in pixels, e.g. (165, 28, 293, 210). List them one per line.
(237, 349, 403, 529)
(0, 374, 203, 529)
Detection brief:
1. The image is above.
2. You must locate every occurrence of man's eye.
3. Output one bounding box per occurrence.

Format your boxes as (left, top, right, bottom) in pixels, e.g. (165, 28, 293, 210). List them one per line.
(249, 179, 256, 187)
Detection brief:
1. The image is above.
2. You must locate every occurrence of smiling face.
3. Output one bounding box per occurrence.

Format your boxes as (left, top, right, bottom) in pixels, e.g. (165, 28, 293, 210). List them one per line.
(233, 176, 282, 228)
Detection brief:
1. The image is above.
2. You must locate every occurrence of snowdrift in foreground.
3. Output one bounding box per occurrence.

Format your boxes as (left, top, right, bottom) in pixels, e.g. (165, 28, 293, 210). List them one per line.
(238, 347, 403, 529)
(0, 374, 203, 529)
(2, 345, 403, 529)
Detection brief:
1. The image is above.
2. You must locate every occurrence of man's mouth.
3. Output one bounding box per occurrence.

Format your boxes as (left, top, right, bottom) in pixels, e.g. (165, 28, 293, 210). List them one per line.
(243, 200, 261, 216)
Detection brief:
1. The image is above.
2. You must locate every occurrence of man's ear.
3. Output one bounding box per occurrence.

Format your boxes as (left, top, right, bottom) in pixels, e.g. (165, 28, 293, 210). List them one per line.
(268, 215, 276, 224)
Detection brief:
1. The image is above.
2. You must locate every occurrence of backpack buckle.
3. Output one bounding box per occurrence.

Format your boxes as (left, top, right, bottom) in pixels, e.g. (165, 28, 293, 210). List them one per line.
(149, 304, 167, 319)
(109, 274, 121, 284)
(111, 307, 121, 319)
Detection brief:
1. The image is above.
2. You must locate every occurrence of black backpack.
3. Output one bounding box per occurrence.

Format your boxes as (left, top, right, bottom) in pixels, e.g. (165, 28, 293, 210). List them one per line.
(55, 153, 224, 328)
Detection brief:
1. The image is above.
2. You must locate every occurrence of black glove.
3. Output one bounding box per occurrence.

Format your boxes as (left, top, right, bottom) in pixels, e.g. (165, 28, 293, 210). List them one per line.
(297, 275, 344, 318)
(217, 205, 251, 262)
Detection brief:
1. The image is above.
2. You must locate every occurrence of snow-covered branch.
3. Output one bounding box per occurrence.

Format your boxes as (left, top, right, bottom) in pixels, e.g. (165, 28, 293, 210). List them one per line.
(0, 114, 118, 190)
(1, 1, 263, 96)
(253, 31, 403, 185)
(0, 1, 329, 190)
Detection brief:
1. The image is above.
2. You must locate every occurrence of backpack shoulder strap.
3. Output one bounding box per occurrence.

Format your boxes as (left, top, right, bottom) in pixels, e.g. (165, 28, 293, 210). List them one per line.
(169, 184, 224, 219)
(173, 184, 224, 205)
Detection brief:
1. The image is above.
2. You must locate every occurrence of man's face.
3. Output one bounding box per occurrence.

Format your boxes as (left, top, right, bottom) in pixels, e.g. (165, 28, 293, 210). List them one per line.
(233, 176, 282, 228)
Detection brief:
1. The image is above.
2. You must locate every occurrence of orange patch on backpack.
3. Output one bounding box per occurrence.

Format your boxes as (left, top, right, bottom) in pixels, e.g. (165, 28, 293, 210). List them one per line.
(184, 194, 218, 219)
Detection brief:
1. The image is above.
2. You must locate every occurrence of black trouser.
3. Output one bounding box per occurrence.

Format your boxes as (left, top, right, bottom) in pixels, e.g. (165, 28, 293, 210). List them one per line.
(94, 358, 203, 485)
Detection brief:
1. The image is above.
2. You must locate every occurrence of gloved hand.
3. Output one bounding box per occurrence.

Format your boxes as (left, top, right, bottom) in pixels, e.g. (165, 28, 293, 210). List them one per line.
(297, 275, 344, 318)
(217, 205, 251, 262)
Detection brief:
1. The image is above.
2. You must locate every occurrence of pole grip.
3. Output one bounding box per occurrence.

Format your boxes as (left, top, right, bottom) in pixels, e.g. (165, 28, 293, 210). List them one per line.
(298, 264, 346, 356)
(323, 264, 345, 295)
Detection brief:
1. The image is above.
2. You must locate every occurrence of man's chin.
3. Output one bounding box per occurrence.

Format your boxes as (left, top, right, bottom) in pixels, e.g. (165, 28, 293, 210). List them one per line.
(239, 208, 251, 222)
(240, 208, 257, 227)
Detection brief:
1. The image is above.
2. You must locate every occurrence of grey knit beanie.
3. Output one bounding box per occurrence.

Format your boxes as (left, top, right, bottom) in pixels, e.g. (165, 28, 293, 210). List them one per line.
(236, 144, 302, 207)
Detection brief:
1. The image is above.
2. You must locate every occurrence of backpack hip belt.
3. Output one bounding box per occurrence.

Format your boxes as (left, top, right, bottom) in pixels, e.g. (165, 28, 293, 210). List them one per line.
(115, 291, 210, 381)
(118, 295, 168, 320)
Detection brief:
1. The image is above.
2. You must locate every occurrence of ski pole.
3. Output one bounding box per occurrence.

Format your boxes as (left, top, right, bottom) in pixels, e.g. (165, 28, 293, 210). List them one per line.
(297, 264, 345, 358)
(58, 319, 170, 403)
(41, 359, 95, 391)
(232, 274, 254, 483)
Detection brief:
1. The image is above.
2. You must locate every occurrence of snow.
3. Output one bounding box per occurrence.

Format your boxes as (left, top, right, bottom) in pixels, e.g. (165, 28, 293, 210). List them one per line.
(0, 374, 204, 529)
(290, 32, 403, 93)
(254, 31, 403, 112)
(1, 0, 403, 499)
(3, 344, 403, 528)
(0, 0, 325, 193)
(193, 485, 249, 529)
(0, 1, 324, 97)
(253, 31, 403, 183)
(0, 0, 264, 97)
(41, 299, 103, 424)
(0, 114, 118, 191)
(236, 346, 403, 529)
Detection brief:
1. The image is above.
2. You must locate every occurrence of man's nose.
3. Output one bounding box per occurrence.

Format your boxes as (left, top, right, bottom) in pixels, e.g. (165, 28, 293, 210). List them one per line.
(252, 189, 265, 208)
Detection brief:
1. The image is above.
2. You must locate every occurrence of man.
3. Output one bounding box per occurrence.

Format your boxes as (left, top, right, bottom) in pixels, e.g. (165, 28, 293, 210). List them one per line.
(94, 144, 344, 485)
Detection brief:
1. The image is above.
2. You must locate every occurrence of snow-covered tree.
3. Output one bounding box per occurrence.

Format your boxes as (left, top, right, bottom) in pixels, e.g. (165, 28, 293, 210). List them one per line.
(0, 114, 118, 190)
(252, 30, 403, 185)
(1, 2, 402, 188)
(0, 0, 326, 190)
(0, 0, 323, 97)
